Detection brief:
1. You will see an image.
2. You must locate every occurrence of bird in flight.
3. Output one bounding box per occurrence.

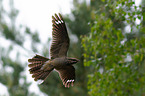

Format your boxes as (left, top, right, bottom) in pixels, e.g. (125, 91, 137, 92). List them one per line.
(28, 13, 79, 88)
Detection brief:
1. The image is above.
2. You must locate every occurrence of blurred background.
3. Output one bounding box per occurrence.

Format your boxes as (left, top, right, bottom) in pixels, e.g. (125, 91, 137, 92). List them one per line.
(0, 0, 145, 96)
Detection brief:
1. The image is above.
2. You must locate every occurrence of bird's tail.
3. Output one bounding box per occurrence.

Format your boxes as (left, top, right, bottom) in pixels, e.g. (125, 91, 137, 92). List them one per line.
(28, 55, 53, 82)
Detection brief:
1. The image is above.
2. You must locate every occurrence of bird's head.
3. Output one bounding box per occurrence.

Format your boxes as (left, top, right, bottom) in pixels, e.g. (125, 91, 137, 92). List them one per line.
(67, 57, 80, 65)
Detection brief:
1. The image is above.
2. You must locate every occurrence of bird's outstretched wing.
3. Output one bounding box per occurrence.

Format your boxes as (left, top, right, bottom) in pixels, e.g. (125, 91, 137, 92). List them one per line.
(50, 13, 69, 59)
(56, 66, 75, 88)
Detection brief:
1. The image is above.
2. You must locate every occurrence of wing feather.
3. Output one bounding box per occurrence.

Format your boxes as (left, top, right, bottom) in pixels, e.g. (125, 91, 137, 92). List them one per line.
(50, 13, 69, 59)
(56, 66, 75, 88)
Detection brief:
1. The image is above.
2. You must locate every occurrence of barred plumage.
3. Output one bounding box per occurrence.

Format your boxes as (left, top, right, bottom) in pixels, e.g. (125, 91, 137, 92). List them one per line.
(28, 55, 53, 81)
(28, 13, 79, 88)
(51, 13, 69, 59)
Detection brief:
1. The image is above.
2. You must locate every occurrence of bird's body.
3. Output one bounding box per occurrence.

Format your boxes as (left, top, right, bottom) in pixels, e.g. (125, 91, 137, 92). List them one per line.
(42, 57, 66, 70)
(51, 57, 67, 67)
(42, 57, 76, 70)
(28, 13, 79, 88)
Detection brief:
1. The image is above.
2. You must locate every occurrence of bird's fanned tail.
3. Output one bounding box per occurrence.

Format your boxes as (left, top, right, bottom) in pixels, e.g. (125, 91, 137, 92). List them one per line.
(28, 55, 53, 82)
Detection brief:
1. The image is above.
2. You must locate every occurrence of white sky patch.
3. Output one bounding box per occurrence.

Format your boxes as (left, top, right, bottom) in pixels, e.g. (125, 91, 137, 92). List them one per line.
(99, 67, 103, 74)
(14, 0, 72, 43)
(2, 0, 10, 12)
(136, 18, 141, 25)
(19, 78, 25, 86)
(135, 0, 141, 6)
(0, 36, 11, 49)
(70, 34, 78, 43)
(4, 65, 14, 73)
(125, 54, 132, 62)
(23, 36, 32, 51)
(120, 38, 127, 45)
(125, 25, 131, 33)
(29, 82, 48, 96)
(0, 83, 9, 96)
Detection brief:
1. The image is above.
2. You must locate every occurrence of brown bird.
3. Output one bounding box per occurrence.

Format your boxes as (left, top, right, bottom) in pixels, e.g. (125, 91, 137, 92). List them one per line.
(28, 13, 79, 88)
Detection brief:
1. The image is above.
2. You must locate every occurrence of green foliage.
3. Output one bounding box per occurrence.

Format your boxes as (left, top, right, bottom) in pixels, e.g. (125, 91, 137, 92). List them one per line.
(82, 0, 145, 95)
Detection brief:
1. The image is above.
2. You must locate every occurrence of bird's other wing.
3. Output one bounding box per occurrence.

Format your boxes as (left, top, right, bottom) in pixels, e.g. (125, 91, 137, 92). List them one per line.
(56, 65, 75, 88)
(50, 13, 70, 59)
